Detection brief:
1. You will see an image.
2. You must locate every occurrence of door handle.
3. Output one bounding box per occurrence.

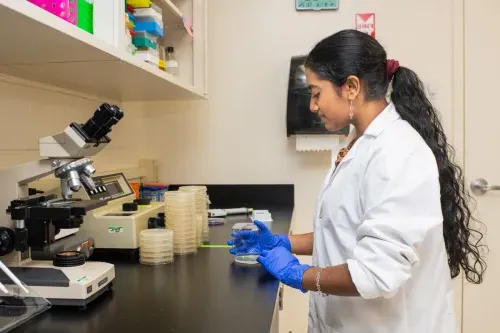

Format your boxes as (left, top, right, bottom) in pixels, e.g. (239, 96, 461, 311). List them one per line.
(470, 178, 500, 195)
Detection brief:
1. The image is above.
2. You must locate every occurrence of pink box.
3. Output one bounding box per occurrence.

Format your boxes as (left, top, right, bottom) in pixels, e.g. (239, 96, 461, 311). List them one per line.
(28, 0, 77, 25)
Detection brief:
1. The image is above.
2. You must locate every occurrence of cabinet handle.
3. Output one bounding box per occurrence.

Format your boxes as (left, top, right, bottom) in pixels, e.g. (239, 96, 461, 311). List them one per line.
(471, 178, 500, 195)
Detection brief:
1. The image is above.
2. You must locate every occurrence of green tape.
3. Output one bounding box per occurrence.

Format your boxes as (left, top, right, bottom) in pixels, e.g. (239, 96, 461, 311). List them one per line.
(200, 244, 231, 248)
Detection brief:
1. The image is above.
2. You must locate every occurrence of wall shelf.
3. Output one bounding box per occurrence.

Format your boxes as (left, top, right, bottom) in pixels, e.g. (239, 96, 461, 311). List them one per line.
(0, 1, 204, 101)
(155, 0, 191, 34)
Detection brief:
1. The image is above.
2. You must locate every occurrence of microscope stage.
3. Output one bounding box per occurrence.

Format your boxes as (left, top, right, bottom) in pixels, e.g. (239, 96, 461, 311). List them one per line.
(15, 199, 107, 220)
(0, 261, 114, 307)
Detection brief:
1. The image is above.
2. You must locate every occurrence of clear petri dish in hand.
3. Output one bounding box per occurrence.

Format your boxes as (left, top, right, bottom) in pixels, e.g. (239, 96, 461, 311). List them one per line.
(231, 223, 261, 265)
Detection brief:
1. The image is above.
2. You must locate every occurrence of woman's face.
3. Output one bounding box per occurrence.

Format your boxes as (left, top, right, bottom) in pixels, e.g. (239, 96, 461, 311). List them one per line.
(305, 68, 351, 132)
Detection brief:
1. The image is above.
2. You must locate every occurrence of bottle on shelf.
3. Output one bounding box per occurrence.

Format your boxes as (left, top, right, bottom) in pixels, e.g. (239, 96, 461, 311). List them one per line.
(165, 46, 179, 76)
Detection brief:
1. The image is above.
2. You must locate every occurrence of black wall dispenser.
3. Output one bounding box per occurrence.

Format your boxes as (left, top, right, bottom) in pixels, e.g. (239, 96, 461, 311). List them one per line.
(286, 55, 349, 137)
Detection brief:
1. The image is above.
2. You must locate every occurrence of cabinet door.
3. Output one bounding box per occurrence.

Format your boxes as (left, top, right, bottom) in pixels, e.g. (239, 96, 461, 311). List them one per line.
(192, 0, 207, 97)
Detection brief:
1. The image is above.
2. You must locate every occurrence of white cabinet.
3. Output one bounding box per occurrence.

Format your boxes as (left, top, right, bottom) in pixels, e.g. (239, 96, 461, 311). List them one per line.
(0, 0, 207, 101)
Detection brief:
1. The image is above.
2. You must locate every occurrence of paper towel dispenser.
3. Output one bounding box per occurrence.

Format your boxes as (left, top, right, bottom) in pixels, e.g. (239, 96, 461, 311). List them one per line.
(286, 55, 349, 137)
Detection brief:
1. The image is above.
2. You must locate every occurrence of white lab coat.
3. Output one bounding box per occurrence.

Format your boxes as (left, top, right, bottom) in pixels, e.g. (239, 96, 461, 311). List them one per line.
(308, 103, 457, 333)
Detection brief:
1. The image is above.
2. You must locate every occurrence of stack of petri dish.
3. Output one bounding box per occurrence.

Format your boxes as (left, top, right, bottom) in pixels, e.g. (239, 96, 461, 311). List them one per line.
(179, 186, 209, 245)
(164, 191, 198, 255)
(139, 229, 174, 265)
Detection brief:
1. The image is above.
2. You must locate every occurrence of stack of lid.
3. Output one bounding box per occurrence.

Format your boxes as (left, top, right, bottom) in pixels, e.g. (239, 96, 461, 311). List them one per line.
(179, 186, 209, 245)
(139, 229, 174, 265)
(126, 0, 164, 67)
(164, 191, 198, 255)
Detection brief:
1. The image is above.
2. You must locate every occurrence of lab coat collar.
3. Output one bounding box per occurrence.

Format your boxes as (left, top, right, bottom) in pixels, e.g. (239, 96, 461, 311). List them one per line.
(332, 103, 399, 166)
(363, 102, 400, 138)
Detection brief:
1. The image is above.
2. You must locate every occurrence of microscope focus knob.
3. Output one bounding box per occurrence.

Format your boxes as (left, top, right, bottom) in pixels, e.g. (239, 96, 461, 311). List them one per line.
(0, 227, 15, 256)
(123, 203, 138, 212)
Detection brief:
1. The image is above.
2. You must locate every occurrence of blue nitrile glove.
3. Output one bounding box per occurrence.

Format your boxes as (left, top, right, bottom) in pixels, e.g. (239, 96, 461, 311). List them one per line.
(227, 220, 291, 255)
(257, 246, 311, 293)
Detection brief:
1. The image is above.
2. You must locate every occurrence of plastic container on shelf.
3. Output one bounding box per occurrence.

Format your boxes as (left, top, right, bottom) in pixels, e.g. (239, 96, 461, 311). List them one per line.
(134, 15, 162, 23)
(134, 20, 163, 37)
(135, 49, 161, 67)
(126, 0, 151, 8)
(133, 4, 162, 21)
(139, 229, 174, 265)
(77, 0, 93, 33)
(159, 46, 166, 71)
(28, 0, 77, 25)
(165, 46, 179, 76)
(133, 35, 158, 50)
(134, 31, 158, 41)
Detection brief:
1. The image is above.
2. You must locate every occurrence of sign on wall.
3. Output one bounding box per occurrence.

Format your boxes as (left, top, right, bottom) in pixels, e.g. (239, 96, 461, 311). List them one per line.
(355, 13, 376, 38)
(296, 0, 339, 11)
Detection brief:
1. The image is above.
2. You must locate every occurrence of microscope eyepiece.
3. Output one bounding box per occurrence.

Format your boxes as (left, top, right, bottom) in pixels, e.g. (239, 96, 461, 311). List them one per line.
(69, 103, 124, 146)
(81, 103, 124, 142)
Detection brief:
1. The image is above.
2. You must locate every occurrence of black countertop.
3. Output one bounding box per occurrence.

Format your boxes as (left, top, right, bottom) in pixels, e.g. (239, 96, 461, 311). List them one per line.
(10, 207, 292, 333)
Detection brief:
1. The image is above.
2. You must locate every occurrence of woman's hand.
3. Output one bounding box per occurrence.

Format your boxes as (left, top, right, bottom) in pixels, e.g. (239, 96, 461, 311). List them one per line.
(227, 220, 291, 255)
(257, 246, 311, 292)
(257, 247, 360, 297)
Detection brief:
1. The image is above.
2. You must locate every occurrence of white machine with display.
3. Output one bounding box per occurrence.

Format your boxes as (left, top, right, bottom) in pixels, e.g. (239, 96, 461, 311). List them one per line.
(0, 103, 124, 319)
(75, 172, 165, 252)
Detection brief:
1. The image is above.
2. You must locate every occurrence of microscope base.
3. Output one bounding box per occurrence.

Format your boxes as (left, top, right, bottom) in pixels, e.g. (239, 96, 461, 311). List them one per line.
(1, 260, 115, 307)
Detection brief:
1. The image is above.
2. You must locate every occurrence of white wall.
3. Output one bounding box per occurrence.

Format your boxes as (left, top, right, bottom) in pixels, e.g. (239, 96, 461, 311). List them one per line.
(0, 74, 147, 174)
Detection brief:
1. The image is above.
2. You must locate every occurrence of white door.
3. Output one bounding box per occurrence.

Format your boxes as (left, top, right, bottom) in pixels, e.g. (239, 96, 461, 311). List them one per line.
(462, 0, 500, 331)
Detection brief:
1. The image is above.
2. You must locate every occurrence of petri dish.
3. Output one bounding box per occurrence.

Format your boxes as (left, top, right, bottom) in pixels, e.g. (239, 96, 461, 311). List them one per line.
(230, 223, 261, 265)
(234, 254, 260, 265)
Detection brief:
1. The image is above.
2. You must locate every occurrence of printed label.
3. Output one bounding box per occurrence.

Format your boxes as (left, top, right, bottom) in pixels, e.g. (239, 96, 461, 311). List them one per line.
(108, 226, 123, 233)
(77, 276, 88, 285)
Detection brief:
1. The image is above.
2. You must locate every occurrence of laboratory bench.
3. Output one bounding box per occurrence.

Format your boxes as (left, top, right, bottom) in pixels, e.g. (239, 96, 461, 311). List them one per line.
(10, 185, 294, 333)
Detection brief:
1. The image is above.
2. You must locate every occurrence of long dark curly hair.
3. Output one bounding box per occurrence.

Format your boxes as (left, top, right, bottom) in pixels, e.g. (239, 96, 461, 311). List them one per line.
(305, 29, 487, 283)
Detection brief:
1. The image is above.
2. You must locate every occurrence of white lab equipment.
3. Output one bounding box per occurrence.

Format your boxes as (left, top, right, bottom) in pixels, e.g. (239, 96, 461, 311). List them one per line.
(75, 172, 165, 252)
(251, 210, 273, 222)
(309, 103, 457, 333)
(0, 103, 123, 332)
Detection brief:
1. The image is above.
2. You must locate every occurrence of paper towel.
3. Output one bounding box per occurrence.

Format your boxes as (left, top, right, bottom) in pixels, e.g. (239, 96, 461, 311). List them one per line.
(295, 134, 341, 151)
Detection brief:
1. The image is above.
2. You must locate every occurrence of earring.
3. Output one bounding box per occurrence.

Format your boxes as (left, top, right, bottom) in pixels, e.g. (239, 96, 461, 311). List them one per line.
(349, 100, 354, 120)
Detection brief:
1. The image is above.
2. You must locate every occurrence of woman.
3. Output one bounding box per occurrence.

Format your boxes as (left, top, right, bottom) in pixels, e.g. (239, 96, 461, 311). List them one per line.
(228, 29, 487, 333)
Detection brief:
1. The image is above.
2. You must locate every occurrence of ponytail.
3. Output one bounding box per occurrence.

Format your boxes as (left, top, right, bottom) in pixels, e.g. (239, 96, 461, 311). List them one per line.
(391, 66, 487, 283)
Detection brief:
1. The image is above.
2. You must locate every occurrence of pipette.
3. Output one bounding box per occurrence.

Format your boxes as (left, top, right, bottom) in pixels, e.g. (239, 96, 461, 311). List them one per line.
(208, 208, 253, 218)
